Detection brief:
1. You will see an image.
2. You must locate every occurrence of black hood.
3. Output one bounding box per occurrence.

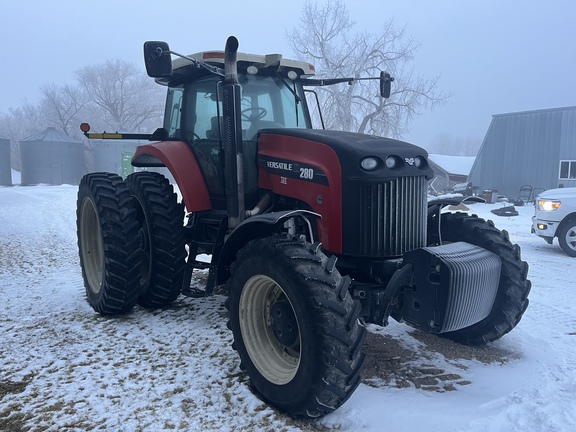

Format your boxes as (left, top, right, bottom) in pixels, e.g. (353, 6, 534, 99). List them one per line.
(258, 128, 434, 181)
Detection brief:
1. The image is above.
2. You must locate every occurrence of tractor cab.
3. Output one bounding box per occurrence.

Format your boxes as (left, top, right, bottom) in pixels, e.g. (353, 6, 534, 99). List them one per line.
(154, 50, 315, 208)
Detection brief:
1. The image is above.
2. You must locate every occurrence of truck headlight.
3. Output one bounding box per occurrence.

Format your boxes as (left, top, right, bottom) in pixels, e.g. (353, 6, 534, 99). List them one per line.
(538, 199, 561, 211)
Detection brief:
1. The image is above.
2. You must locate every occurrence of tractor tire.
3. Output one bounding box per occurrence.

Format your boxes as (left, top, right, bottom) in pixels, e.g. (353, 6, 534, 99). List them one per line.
(76, 173, 141, 315)
(226, 235, 366, 419)
(557, 218, 576, 257)
(125, 172, 186, 308)
(437, 212, 531, 345)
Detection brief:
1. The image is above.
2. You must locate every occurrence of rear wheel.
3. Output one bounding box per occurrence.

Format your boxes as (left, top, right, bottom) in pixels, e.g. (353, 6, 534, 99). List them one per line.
(557, 218, 576, 257)
(226, 235, 366, 418)
(437, 212, 531, 345)
(126, 172, 186, 308)
(76, 173, 141, 315)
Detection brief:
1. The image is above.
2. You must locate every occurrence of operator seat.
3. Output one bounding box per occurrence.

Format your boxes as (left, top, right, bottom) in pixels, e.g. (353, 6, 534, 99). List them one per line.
(206, 116, 220, 140)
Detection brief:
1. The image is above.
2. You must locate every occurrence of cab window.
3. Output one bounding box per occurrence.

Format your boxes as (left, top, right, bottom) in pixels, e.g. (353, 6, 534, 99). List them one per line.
(163, 85, 184, 138)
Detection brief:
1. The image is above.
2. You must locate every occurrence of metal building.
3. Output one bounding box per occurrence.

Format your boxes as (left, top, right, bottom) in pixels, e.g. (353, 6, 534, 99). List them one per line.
(20, 127, 85, 186)
(92, 139, 139, 175)
(0, 136, 12, 186)
(468, 106, 576, 201)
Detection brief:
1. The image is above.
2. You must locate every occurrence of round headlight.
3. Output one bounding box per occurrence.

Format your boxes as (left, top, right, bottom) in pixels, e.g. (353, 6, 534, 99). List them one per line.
(361, 157, 379, 170)
(414, 156, 425, 168)
(385, 156, 397, 169)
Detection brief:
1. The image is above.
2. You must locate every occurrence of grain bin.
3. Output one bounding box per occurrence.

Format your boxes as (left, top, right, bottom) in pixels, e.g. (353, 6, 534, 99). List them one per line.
(0, 136, 12, 186)
(20, 127, 85, 185)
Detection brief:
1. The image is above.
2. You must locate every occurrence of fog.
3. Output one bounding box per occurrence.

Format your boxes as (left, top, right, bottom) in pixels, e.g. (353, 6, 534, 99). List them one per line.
(1, 0, 574, 148)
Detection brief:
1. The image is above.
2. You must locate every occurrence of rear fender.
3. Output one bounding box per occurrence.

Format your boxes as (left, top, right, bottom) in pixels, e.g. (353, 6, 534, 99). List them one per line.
(215, 210, 321, 285)
(132, 141, 211, 212)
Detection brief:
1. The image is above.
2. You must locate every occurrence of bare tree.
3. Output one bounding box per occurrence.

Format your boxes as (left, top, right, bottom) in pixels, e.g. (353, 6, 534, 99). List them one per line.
(0, 58, 165, 173)
(75, 59, 165, 133)
(288, 0, 449, 138)
(0, 104, 43, 170)
(40, 83, 88, 139)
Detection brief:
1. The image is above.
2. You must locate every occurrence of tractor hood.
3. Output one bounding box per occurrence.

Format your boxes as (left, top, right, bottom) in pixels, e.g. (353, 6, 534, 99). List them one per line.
(258, 128, 434, 182)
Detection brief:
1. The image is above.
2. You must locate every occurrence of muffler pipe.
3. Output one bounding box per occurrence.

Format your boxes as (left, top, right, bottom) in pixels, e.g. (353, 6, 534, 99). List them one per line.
(222, 36, 245, 229)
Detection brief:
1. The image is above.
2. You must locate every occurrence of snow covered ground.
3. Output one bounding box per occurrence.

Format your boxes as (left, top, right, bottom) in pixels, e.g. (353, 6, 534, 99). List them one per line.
(1, 184, 575, 432)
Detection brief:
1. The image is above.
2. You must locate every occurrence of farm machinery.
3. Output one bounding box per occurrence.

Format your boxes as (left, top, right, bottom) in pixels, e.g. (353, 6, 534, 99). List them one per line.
(76, 36, 531, 418)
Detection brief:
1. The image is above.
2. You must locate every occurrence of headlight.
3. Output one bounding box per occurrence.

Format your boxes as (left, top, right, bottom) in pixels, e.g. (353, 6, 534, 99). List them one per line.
(414, 156, 426, 168)
(385, 156, 398, 169)
(538, 199, 561, 211)
(360, 157, 379, 170)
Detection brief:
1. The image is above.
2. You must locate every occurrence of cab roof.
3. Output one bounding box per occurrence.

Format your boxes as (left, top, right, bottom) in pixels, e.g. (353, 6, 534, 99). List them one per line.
(173, 51, 316, 77)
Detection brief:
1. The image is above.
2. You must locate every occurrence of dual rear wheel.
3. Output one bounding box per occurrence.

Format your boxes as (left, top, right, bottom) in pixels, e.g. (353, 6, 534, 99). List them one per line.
(77, 172, 185, 314)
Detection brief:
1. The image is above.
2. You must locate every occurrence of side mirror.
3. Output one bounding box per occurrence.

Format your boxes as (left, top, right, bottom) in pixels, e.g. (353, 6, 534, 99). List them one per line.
(143, 41, 172, 78)
(380, 71, 394, 98)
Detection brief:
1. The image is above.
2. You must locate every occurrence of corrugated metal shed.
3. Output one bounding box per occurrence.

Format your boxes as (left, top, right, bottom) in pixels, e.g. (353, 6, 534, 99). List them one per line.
(20, 127, 85, 185)
(0, 136, 12, 186)
(468, 106, 576, 200)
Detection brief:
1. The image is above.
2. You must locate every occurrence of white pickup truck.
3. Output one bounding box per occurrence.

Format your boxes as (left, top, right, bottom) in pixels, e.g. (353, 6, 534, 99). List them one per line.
(532, 187, 576, 257)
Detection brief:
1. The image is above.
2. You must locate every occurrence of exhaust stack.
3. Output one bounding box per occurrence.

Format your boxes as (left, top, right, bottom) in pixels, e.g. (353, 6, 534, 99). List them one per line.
(222, 36, 245, 229)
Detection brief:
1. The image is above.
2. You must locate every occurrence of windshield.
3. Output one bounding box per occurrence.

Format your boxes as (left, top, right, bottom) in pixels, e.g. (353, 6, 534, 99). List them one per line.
(238, 73, 309, 135)
(164, 73, 309, 141)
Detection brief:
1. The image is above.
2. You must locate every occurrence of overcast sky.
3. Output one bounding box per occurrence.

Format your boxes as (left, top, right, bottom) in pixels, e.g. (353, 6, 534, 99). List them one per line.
(1, 0, 575, 148)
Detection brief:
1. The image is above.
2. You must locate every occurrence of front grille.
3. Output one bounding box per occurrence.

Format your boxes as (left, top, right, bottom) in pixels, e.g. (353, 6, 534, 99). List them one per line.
(357, 176, 427, 256)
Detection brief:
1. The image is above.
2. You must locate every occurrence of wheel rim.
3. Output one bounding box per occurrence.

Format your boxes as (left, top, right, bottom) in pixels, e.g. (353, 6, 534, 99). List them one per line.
(80, 197, 104, 294)
(239, 275, 301, 385)
(564, 224, 576, 252)
(133, 197, 152, 287)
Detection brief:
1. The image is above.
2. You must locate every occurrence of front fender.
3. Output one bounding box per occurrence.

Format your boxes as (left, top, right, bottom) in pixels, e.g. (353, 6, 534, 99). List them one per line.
(215, 210, 321, 285)
(427, 194, 485, 215)
(427, 195, 485, 245)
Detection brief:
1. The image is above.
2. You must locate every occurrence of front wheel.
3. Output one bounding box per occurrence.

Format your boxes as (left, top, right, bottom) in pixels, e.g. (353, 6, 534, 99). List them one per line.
(557, 218, 576, 257)
(437, 212, 531, 345)
(226, 236, 366, 418)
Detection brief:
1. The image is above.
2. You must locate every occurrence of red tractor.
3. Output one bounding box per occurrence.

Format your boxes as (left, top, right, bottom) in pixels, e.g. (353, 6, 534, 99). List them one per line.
(77, 36, 530, 418)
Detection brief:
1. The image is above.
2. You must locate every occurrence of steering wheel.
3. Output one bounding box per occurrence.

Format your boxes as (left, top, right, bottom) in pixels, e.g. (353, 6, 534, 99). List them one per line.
(241, 107, 267, 121)
(187, 131, 201, 141)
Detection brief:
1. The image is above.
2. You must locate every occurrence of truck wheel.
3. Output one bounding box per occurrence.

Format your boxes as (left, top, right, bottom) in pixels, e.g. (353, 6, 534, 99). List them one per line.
(557, 218, 576, 257)
(226, 235, 366, 418)
(437, 212, 531, 345)
(76, 173, 141, 315)
(126, 172, 186, 308)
